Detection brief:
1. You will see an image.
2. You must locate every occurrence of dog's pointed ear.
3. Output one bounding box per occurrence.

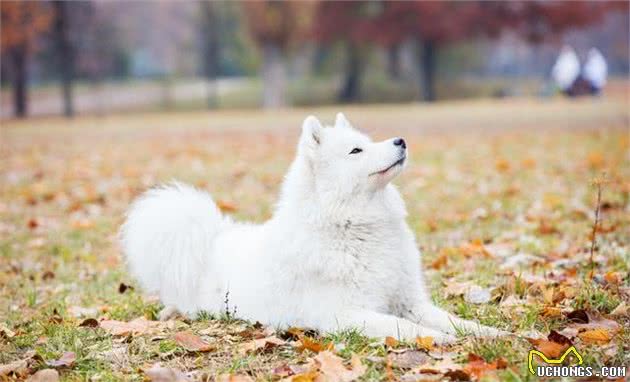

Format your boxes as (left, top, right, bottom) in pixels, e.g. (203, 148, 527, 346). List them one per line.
(300, 115, 323, 148)
(335, 112, 351, 129)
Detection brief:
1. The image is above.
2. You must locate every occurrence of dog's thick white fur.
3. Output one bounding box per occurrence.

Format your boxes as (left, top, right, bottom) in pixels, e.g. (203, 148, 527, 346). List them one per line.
(121, 113, 503, 344)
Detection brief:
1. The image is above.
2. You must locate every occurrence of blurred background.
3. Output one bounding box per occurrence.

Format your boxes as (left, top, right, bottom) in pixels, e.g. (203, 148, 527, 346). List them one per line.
(0, 0, 628, 119)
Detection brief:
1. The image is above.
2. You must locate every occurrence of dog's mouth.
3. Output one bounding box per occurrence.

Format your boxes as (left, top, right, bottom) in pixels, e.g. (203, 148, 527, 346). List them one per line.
(370, 156, 406, 176)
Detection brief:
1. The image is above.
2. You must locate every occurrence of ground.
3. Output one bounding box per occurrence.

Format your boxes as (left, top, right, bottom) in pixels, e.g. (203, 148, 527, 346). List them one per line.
(1, 94, 628, 381)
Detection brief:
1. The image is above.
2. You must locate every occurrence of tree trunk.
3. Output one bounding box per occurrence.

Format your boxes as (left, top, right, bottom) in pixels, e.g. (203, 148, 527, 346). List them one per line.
(261, 41, 287, 108)
(338, 42, 363, 103)
(418, 39, 436, 102)
(9, 46, 28, 118)
(387, 44, 401, 80)
(54, 0, 75, 117)
(200, 1, 220, 108)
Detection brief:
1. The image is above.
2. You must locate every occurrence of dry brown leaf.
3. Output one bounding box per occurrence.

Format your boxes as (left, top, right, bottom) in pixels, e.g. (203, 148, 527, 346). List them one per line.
(388, 350, 431, 369)
(299, 336, 329, 353)
(415, 336, 434, 351)
(527, 338, 568, 359)
(430, 252, 448, 270)
(0, 322, 15, 338)
(540, 307, 562, 318)
(0, 359, 28, 378)
(603, 272, 622, 285)
(610, 302, 627, 317)
(314, 351, 366, 382)
(100, 317, 160, 336)
(79, 318, 99, 328)
(385, 336, 399, 348)
(217, 375, 254, 382)
(46, 351, 76, 368)
(568, 312, 621, 334)
(27, 369, 59, 382)
(216, 200, 238, 213)
(241, 335, 286, 354)
(417, 355, 463, 374)
(578, 329, 611, 344)
(463, 353, 507, 380)
(290, 371, 319, 382)
(173, 331, 214, 352)
(145, 363, 190, 382)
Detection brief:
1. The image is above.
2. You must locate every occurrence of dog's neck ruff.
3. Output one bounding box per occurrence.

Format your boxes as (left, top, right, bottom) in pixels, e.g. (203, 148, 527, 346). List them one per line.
(273, 155, 407, 229)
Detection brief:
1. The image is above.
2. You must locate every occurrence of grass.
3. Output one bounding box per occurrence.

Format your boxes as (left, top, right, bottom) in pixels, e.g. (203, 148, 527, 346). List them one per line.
(1, 92, 629, 380)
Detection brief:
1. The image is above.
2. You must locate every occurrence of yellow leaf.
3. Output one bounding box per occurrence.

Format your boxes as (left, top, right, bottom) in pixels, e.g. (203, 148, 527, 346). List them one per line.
(416, 336, 433, 350)
(578, 329, 611, 344)
(540, 307, 562, 318)
(385, 336, 398, 348)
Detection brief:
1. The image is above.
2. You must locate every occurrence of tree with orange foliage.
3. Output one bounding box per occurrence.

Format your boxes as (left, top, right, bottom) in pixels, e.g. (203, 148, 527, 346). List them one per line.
(241, 1, 314, 108)
(1, 1, 53, 118)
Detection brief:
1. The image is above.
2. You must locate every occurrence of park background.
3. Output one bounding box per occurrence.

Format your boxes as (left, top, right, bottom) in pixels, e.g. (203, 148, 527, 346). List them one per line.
(1, 1, 629, 381)
(1, 1, 629, 117)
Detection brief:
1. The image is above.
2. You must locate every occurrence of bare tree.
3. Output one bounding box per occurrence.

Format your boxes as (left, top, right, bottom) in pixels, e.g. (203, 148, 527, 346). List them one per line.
(53, 0, 75, 117)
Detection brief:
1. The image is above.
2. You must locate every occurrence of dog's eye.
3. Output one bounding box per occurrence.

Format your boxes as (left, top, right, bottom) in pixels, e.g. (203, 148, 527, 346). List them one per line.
(349, 148, 363, 155)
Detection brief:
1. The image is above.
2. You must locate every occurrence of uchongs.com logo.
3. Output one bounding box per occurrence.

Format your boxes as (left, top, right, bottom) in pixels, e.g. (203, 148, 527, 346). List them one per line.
(528, 346, 626, 379)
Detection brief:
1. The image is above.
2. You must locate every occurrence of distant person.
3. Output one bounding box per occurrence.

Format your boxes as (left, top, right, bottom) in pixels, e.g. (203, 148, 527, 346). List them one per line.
(551, 45, 580, 95)
(582, 48, 608, 95)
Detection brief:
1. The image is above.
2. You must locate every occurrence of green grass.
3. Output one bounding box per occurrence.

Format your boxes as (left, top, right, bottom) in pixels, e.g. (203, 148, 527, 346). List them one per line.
(1, 94, 629, 380)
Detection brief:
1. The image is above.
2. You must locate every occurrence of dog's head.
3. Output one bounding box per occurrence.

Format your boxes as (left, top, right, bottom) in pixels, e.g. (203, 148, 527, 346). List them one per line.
(298, 113, 407, 195)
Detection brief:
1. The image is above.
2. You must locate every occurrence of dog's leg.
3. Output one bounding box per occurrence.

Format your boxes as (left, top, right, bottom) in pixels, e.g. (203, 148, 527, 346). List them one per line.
(328, 309, 456, 344)
(412, 303, 506, 338)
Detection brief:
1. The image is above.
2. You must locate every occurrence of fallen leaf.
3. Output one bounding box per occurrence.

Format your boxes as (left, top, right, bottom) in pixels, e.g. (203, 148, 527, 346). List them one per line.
(385, 336, 399, 348)
(46, 351, 76, 368)
(388, 350, 431, 369)
(547, 330, 572, 346)
(118, 283, 133, 294)
(610, 302, 627, 317)
(314, 351, 366, 382)
(216, 200, 238, 213)
(217, 375, 254, 382)
(0, 322, 15, 338)
(578, 329, 611, 344)
(463, 353, 507, 380)
(27, 369, 59, 382)
(540, 307, 562, 318)
(568, 311, 621, 334)
(527, 338, 568, 359)
(299, 336, 329, 353)
(173, 331, 214, 352)
(415, 336, 433, 351)
(241, 335, 286, 354)
(100, 317, 160, 336)
(566, 309, 589, 324)
(145, 363, 190, 382)
(290, 371, 319, 382)
(0, 359, 28, 378)
(79, 318, 99, 328)
(603, 272, 622, 285)
(430, 252, 448, 270)
(417, 355, 463, 374)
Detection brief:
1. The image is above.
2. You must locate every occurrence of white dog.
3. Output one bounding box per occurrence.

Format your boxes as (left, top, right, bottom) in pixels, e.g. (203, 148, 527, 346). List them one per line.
(121, 113, 503, 344)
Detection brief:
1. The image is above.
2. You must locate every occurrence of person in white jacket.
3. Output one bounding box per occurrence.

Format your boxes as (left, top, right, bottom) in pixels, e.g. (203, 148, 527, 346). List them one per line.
(582, 48, 608, 95)
(551, 45, 580, 94)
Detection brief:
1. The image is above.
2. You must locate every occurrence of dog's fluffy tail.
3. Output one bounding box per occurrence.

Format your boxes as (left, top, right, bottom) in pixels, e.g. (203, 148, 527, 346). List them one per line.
(120, 182, 224, 315)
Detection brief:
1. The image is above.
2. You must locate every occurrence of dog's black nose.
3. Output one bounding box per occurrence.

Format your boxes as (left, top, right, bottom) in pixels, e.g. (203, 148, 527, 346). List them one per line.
(393, 138, 406, 149)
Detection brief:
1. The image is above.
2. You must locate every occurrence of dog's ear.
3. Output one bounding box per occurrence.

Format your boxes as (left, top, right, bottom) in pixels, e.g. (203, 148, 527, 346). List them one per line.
(300, 115, 323, 150)
(335, 112, 351, 129)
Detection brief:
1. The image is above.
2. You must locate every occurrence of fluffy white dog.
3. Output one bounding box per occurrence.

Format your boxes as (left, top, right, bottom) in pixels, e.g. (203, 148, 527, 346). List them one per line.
(121, 113, 503, 344)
